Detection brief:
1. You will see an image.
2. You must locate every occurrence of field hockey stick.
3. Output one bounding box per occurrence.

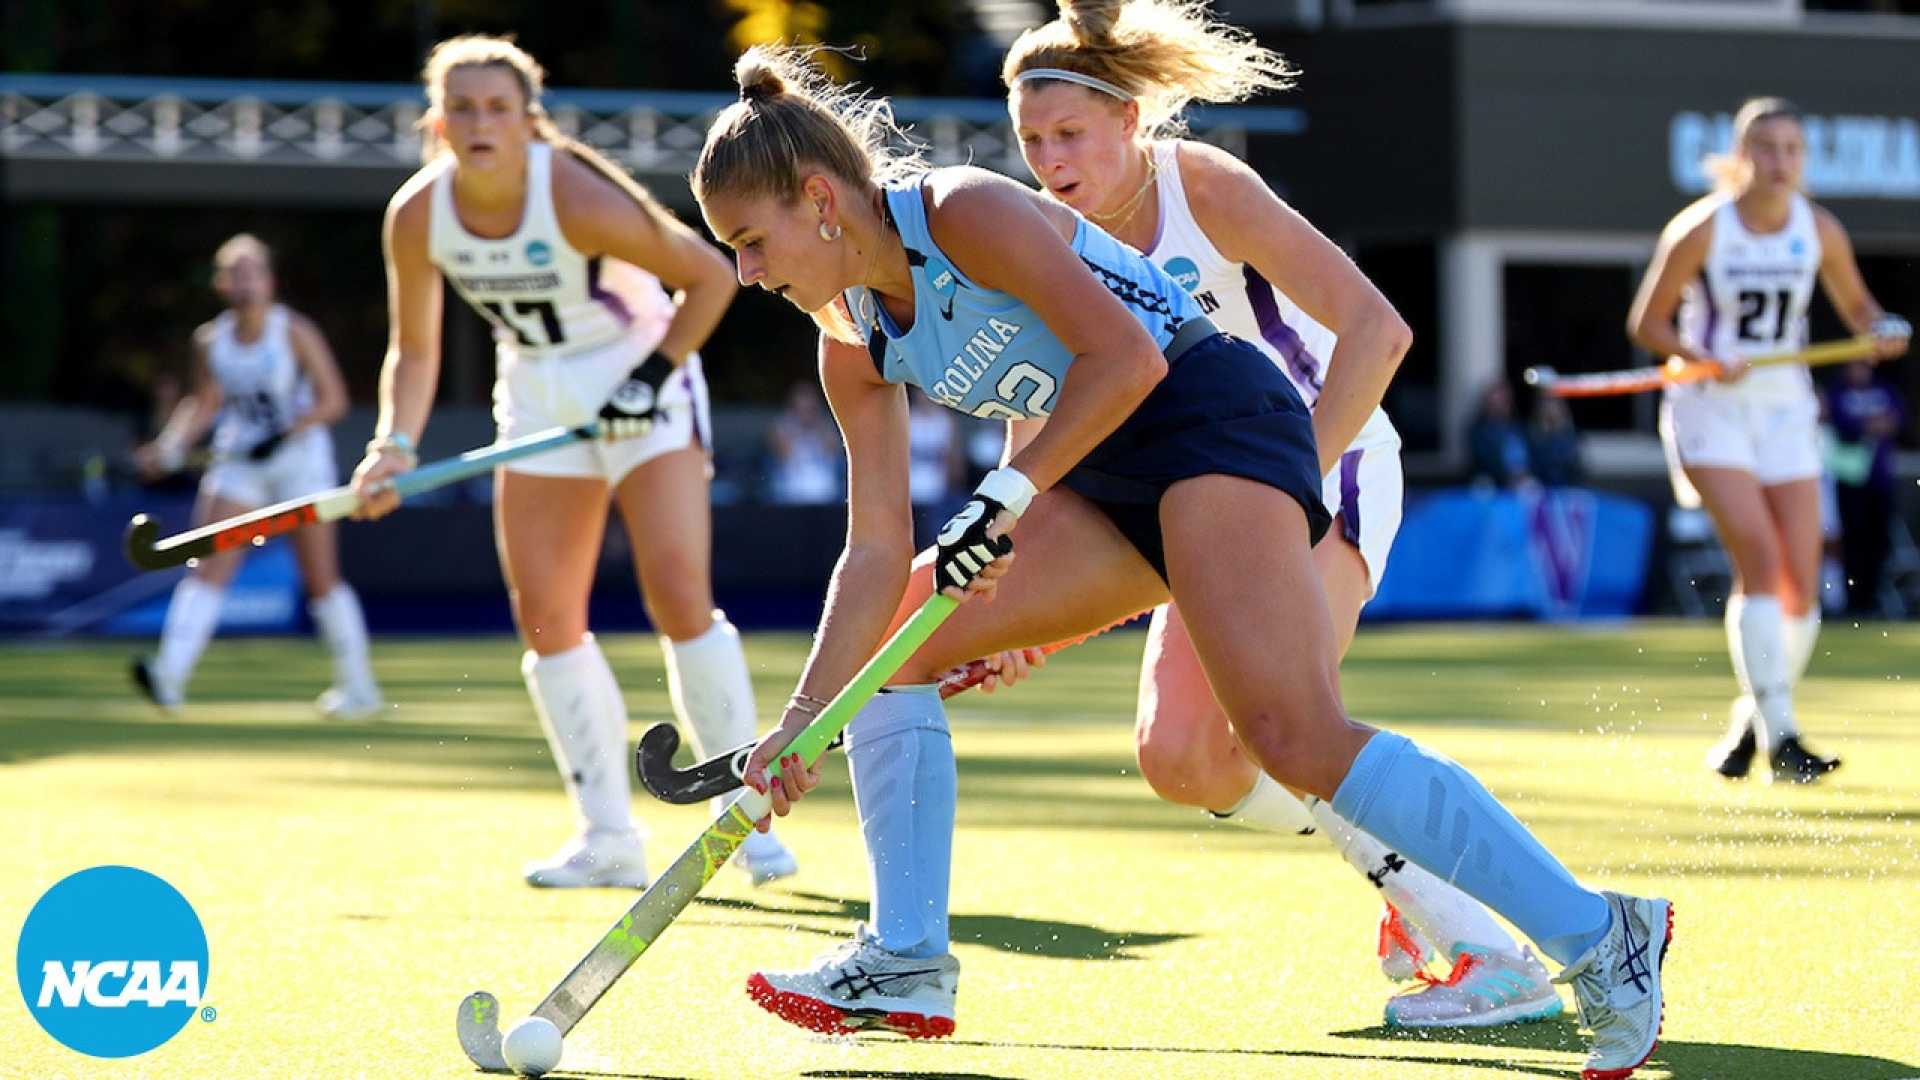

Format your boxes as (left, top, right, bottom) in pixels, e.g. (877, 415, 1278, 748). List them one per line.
(1524, 335, 1877, 399)
(456, 593, 960, 1073)
(635, 609, 1143, 805)
(121, 423, 595, 571)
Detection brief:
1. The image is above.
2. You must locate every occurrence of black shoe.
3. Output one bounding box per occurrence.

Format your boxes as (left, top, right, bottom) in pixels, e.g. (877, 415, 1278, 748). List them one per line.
(1706, 725, 1757, 779)
(1769, 735, 1840, 784)
(130, 656, 179, 712)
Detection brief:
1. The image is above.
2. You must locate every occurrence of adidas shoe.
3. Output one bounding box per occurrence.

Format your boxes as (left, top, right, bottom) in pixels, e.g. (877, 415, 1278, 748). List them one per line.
(735, 829, 798, 886)
(523, 831, 650, 889)
(1377, 903, 1433, 982)
(746, 924, 958, 1039)
(1705, 699, 1757, 779)
(1384, 945, 1563, 1028)
(316, 682, 384, 721)
(1555, 892, 1674, 1080)
(1769, 736, 1840, 784)
(131, 656, 183, 713)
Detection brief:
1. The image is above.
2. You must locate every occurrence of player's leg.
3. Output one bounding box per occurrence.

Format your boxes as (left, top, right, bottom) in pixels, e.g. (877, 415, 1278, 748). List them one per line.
(282, 430, 385, 721)
(135, 481, 253, 711)
(1160, 474, 1666, 1076)
(1759, 477, 1838, 779)
(1689, 465, 1808, 778)
(497, 466, 647, 888)
(749, 488, 1168, 1037)
(612, 442, 796, 885)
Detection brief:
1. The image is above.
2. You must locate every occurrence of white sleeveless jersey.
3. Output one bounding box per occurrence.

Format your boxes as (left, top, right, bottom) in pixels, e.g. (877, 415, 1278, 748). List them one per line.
(1142, 141, 1398, 453)
(206, 304, 310, 456)
(428, 141, 673, 361)
(1673, 192, 1822, 402)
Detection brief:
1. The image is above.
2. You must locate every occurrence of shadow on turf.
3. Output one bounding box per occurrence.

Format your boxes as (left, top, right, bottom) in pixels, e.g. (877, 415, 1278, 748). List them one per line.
(688, 890, 1192, 961)
(1333, 1019, 1920, 1079)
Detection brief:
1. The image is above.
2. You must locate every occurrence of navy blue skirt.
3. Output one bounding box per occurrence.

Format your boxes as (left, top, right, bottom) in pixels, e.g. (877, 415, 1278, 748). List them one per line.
(1060, 332, 1330, 581)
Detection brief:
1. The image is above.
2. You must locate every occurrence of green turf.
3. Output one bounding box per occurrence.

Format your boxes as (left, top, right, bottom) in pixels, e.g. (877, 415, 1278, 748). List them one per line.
(3, 621, 1918, 1079)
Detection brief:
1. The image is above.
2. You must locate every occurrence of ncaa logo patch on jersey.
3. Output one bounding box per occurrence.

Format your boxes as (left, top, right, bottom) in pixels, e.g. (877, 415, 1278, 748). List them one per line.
(525, 240, 554, 267)
(926, 259, 959, 320)
(16, 866, 211, 1059)
(1162, 257, 1202, 296)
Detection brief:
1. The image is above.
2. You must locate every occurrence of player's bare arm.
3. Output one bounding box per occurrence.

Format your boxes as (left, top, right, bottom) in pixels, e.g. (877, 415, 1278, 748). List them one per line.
(551, 151, 737, 363)
(925, 170, 1166, 494)
(284, 311, 349, 436)
(1814, 206, 1910, 361)
(1185, 141, 1410, 475)
(1627, 205, 1718, 367)
(351, 177, 443, 518)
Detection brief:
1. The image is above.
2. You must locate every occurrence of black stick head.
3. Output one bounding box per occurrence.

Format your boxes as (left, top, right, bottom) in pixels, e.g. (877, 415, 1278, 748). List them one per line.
(124, 513, 171, 571)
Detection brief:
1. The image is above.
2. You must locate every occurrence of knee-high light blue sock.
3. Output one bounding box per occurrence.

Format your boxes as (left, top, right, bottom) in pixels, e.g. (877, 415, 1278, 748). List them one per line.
(847, 684, 955, 959)
(1331, 731, 1611, 965)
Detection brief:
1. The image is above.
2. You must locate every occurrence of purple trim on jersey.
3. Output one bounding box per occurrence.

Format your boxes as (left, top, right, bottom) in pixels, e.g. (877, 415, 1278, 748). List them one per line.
(1241, 265, 1323, 401)
(588, 256, 635, 327)
(1696, 269, 1717, 349)
(1338, 448, 1363, 548)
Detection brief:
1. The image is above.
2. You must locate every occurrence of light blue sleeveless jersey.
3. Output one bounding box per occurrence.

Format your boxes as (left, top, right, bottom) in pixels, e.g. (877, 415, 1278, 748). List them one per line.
(843, 174, 1205, 421)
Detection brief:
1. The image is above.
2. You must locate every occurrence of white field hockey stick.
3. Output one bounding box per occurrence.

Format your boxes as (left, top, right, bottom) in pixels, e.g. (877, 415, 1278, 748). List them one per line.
(455, 593, 962, 1073)
(121, 423, 596, 571)
(1524, 335, 1877, 399)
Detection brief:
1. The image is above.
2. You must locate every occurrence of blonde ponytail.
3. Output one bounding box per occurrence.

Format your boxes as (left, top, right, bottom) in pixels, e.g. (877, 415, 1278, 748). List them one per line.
(1003, 0, 1295, 138)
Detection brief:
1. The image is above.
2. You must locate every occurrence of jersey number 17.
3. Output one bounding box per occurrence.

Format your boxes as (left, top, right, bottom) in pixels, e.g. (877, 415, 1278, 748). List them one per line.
(482, 300, 566, 348)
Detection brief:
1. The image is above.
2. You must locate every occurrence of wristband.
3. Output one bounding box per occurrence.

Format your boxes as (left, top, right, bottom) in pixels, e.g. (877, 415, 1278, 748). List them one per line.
(975, 466, 1038, 518)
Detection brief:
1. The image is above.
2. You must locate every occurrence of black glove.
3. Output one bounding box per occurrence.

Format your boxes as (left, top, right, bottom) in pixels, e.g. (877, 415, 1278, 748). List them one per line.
(246, 430, 287, 462)
(599, 352, 677, 440)
(935, 494, 1014, 592)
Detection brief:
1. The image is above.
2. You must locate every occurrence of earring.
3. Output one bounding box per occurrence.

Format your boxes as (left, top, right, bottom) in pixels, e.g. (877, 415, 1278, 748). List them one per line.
(818, 222, 842, 242)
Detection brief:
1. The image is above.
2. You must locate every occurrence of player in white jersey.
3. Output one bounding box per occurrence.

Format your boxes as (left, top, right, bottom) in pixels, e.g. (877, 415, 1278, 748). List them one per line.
(349, 35, 797, 889)
(1629, 97, 1909, 785)
(131, 234, 383, 719)
(977, 0, 1560, 1028)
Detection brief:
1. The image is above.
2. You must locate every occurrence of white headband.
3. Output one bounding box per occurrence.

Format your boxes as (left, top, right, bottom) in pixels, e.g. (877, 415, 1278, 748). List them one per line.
(1013, 67, 1134, 103)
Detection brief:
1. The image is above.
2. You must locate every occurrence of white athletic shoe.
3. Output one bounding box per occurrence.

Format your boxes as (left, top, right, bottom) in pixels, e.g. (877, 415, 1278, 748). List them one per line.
(523, 831, 650, 889)
(1555, 892, 1674, 1080)
(735, 830, 798, 886)
(131, 656, 183, 713)
(746, 924, 959, 1039)
(316, 682, 384, 721)
(1384, 945, 1563, 1028)
(1377, 903, 1434, 981)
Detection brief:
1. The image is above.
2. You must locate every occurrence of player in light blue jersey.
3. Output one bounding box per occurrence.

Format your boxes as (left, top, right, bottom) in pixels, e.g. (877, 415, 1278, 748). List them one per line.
(695, 42, 1673, 1079)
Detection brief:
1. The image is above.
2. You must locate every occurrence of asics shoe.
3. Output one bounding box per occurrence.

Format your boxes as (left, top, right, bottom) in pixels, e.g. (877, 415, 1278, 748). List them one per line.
(1377, 903, 1434, 982)
(747, 924, 958, 1039)
(1769, 736, 1840, 784)
(1384, 945, 1563, 1028)
(1555, 892, 1674, 1080)
(523, 831, 650, 889)
(735, 829, 799, 886)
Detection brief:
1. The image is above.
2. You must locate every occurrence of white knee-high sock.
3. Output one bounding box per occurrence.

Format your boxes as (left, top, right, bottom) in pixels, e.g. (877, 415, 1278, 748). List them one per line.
(1308, 797, 1521, 960)
(1782, 607, 1821, 685)
(1212, 772, 1316, 834)
(1727, 593, 1798, 751)
(660, 612, 765, 822)
(523, 635, 635, 838)
(848, 685, 954, 959)
(154, 577, 225, 688)
(309, 584, 377, 692)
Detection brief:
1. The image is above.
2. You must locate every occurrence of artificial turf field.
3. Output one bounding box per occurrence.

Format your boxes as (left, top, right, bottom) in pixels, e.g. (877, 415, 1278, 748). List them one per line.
(3, 621, 1917, 1080)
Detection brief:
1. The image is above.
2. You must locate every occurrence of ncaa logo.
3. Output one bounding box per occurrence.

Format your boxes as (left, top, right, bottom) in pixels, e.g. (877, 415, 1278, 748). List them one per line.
(16, 866, 209, 1058)
(1163, 257, 1202, 295)
(525, 240, 554, 266)
(927, 260, 958, 297)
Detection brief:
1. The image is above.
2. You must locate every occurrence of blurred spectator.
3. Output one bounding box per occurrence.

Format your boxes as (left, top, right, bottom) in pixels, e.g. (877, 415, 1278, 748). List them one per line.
(1826, 362, 1907, 614)
(907, 393, 964, 506)
(1467, 381, 1533, 488)
(1528, 395, 1585, 487)
(766, 383, 842, 505)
